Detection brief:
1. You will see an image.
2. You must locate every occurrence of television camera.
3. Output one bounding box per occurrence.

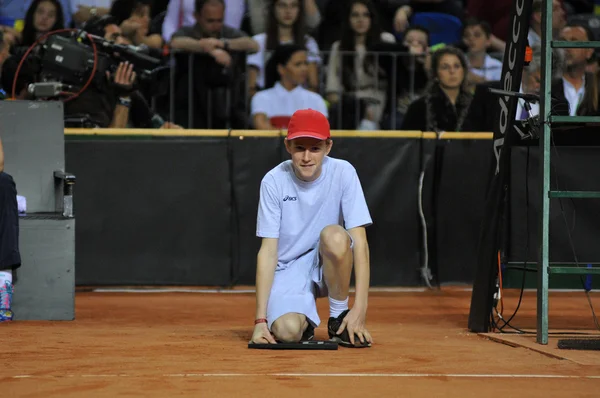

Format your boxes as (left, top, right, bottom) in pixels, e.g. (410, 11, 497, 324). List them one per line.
(19, 29, 168, 100)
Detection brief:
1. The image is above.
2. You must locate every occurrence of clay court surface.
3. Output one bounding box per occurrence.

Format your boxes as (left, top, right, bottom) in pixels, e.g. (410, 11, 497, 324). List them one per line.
(3, 287, 600, 397)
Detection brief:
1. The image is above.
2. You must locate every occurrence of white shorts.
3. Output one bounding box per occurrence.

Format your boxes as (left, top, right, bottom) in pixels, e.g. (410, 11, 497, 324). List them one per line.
(266, 231, 354, 330)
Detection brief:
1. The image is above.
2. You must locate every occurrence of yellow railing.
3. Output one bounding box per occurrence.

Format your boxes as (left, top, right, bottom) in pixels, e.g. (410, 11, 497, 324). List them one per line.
(64, 129, 493, 139)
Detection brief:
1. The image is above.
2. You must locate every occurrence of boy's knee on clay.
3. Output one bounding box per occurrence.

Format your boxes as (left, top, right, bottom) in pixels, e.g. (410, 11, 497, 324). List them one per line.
(271, 313, 306, 342)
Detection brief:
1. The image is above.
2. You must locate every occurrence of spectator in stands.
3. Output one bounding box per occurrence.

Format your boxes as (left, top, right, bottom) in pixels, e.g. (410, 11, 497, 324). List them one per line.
(251, 43, 327, 129)
(71, 0, 113, 27)
(169, 0, 256, 129)
(0, 0, 72, 33)
(462, 18, 502, 91)
(109, 0, 163, 48)
(0, 135, 21, 323)
(247, 0, 321, 35)
(401, 46, 472, 132)
(20, 0, 65, 47)
(169, 0, 258, 68)
(554, 23, 599, 116)
(161, 0, 246, 43)
(528, 0, 566, 49)
(325, 0, 395, 130)
(247, 0, 321, 98)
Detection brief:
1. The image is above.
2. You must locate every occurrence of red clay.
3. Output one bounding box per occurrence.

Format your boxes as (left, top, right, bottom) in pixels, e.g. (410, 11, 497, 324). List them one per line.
(2, 288, 600, 397)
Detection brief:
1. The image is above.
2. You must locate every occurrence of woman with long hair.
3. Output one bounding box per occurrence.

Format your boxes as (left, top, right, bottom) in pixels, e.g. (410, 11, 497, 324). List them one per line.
(325, 0, 394, 129)
(401, 46, 473, 132)
(20, 0, 65, 47)
(246, 0, 321, 98)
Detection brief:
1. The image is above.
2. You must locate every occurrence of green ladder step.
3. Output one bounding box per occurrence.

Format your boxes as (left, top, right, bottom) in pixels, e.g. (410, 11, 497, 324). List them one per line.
(549, 116, 600, 123)
(552, 40, 600, 48)
(549, 191, 600, 198)
(507, 263, 600, 275)
(549, 267, 600, 275)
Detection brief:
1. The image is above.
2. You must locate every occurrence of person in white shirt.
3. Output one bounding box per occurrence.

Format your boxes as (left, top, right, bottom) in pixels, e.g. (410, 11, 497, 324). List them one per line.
(246, 0, 321, 98)
(250, 108, 373, 348)
(462, 18, 503, 89)
(251, 43, 327, 130)
(556, 24, 598, 117)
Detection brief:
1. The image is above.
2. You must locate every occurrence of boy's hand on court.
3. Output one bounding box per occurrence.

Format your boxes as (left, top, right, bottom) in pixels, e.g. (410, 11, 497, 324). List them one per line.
(251, 323, 277, 344)
(336, 307, 373, 346)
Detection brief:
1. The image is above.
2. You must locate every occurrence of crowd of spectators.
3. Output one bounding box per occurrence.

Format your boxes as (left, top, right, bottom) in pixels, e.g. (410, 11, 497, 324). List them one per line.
(0, 0, 599, 131)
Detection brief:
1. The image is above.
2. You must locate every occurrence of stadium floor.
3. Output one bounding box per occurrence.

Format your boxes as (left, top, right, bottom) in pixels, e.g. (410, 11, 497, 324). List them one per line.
(3, 287, 600, 397)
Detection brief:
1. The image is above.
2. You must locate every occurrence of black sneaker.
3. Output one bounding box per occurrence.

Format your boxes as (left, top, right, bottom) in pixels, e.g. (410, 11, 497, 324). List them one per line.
(301, 323, 315, 341)
(327, 310, 371, 348)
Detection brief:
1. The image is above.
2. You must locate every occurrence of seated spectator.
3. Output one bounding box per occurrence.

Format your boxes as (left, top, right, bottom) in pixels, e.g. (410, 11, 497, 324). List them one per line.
(247, 0, 320, 98)
(401, 46, 472, 132)
(555, 23, 599, 116)
(462, 18, 502, 90)
(0, 0, 71, 35)
(251, 43, 327, 129)
(168, 0, 258, 128)
(109, 0, 163, 48)
(162, 0, 247, 43)
(325, 0, 395, 130)
(20, 0, 65, 47)
(169, 0, 258, 68)
(71, 0, 113, 27)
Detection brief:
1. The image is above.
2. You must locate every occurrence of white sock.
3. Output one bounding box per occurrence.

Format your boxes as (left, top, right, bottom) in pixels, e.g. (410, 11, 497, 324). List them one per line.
(0, 271, 12, 286)
(329, 296, 349, 319)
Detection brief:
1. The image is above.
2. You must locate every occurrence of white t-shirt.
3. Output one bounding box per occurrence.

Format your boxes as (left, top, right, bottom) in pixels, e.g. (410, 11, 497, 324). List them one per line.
(562, 76, 585, 116)
(247, 32, 321, 89)
(470, 54, 503, 82)
(251, 82, 328, 128)
(257, 156, 372, 269)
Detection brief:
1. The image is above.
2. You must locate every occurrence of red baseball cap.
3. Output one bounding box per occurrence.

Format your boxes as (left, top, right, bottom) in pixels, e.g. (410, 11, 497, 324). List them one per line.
(286, 109, 330, 141)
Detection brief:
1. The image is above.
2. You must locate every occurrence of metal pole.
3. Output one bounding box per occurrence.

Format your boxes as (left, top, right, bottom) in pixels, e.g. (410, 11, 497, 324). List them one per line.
(537, 0, 553, 345)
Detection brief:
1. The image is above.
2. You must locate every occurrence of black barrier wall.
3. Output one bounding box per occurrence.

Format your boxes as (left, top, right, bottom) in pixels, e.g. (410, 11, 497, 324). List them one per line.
(67, 134, 430, 286)
(67, 140, 233, 285)
(65, 133, 600, 287)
